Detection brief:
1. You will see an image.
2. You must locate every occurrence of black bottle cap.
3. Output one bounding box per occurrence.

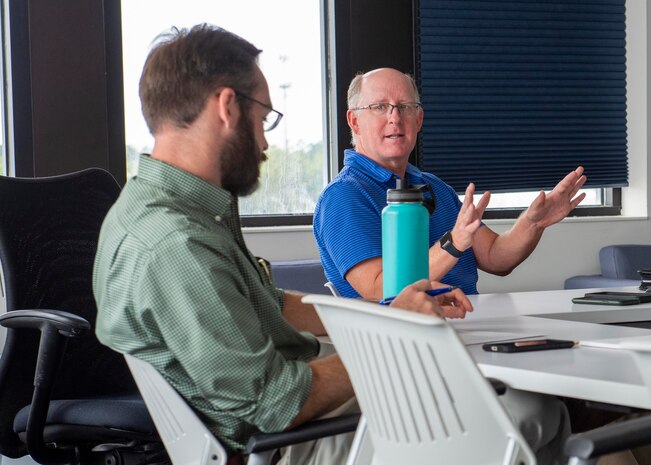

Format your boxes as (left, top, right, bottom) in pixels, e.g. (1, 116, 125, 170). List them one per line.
(387, 178, 424, 203)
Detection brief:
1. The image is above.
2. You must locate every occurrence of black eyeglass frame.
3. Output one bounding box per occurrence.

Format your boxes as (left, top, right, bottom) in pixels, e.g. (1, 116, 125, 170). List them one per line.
(235, 91, 284, 132)
(351, 102, 423, 116)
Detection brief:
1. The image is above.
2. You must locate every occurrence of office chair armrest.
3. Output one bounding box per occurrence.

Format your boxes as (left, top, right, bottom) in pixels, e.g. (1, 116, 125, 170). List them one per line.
(0, 309, 90, 465)
(0, 309, 90, 391)
(245, 413, 360, 453)
(0, 309, 90, 337)
(564, 413, 651, 460)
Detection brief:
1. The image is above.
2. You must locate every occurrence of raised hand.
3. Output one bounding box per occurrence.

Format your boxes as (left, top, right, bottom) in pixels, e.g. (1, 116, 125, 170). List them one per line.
(525, 166, 587, 228)
(450, 182, 491, 252)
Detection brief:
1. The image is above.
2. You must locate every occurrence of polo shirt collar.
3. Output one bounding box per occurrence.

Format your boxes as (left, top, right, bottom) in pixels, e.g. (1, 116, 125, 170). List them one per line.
(343, 149, 425, 185)
(137, 154, 235, 219)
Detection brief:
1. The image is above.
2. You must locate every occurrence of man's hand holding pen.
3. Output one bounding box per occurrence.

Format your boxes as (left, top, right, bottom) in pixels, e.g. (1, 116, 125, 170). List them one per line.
(380, 285, 459, 305)
(388, 280, 473, 319)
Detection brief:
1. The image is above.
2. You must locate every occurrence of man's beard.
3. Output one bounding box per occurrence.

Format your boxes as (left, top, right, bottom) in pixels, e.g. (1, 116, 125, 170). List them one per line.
(220, 114, 268, 197)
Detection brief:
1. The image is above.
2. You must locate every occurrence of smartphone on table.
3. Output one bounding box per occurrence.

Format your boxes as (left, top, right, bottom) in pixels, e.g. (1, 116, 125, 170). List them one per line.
(572, 291, 651, 306)
(584, 291, 651, 302)
(482, 339, 576, 353)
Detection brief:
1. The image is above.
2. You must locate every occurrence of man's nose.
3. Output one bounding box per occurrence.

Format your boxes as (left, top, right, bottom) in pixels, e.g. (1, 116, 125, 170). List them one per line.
(387, 105, 401, 121)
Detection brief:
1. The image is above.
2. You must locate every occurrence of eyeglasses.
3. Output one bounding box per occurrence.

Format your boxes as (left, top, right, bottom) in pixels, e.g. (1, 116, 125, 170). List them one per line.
(235, 92, 284, 132)
(351, 102, 423, 117)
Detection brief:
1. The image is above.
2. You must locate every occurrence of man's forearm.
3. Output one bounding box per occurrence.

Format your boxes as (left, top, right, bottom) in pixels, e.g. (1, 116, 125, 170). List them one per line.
(282, 291, 326, 335)
(481, 213, 544, 275)
(428, 244, 459, 281)
(289, 354, 354, 429)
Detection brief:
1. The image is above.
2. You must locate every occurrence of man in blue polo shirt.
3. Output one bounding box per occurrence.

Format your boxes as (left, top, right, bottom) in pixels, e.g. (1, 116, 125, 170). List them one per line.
(313, 67, 580, 465)
(313, 67, 586, 300)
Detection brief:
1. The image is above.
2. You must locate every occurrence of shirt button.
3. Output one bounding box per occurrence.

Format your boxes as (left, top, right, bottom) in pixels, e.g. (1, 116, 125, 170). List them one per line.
(214, 215, 222, 223)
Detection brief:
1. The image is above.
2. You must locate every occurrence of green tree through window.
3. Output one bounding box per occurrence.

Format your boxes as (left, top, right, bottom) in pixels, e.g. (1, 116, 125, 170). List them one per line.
(121, 1, 326, 219)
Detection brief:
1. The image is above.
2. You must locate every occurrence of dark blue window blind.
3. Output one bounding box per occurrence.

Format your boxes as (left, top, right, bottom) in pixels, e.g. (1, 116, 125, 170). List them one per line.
(417, 0, 628, 193)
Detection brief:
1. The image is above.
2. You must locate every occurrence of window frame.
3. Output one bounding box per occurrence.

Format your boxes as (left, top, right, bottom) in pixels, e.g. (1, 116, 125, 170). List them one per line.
(413, 0, 626, 221)
(0, 0, 9, 176)
(482, 188, 621, 220)
(282, 0, 622, 227)
(415, 1, 628, 195)
(0, 0, 626, 223)
(4, 0, 126, 182)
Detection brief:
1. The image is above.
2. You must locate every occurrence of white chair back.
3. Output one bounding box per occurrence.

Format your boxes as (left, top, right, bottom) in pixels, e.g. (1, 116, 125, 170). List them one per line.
(324, 281, 341, 296)
(303, 294, 536, 465)
(124, 354, 228, 465)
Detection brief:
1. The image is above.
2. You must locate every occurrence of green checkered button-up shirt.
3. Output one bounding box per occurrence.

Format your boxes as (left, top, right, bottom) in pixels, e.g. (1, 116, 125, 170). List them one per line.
(93, 155, 318, 451)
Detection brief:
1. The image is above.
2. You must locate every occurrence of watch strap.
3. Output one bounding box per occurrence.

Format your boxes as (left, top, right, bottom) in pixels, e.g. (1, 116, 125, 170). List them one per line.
(440, 231, 464, 258)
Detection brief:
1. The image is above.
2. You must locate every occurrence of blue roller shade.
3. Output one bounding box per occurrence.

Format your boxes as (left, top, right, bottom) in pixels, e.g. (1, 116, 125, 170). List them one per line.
(417, 0, 628, 193)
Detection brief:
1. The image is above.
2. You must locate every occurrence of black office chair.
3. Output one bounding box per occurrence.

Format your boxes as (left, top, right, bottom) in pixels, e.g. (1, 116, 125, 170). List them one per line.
(0, 168, 167, 465)
(0, 168, 359, 465)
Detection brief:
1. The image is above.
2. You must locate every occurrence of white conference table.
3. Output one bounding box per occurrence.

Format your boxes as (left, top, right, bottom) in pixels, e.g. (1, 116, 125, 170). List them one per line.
(455, 286, 651, 409)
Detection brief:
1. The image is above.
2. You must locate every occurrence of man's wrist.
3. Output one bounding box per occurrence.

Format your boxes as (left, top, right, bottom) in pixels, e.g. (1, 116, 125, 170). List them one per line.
(439, 231, 464, 258)
(521, 209, 546, 232)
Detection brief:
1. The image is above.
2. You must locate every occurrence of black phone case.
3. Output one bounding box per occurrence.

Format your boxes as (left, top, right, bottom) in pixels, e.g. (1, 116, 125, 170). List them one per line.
(482, 339, 575, 353)
(572, 296, 640, 306)
(583, 291, 651, 303)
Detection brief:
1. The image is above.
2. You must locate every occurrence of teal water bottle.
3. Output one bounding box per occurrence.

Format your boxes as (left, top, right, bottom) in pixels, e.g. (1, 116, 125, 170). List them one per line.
(382, 179, 437, 299)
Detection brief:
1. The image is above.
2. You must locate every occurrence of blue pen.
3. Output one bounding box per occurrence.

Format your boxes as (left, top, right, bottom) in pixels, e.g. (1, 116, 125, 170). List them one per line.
(379, 286, 458, 305)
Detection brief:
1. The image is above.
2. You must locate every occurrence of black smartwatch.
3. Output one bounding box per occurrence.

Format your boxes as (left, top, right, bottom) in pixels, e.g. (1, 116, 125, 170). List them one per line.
(439, 231, 464, 258)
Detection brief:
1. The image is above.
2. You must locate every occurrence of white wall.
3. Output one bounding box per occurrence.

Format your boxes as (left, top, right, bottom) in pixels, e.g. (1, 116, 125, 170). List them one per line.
(244, 0, 650, 294)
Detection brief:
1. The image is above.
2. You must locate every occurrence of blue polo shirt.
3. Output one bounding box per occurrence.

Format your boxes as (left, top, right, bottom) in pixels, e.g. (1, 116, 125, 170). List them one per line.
(313, 149, 479, 297)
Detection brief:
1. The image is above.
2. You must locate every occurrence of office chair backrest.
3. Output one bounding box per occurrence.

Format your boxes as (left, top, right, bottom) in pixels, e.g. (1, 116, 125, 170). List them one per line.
(0, 168, 135, 456)
(124, 354, 228, 465)
(304, 294, 536, 465)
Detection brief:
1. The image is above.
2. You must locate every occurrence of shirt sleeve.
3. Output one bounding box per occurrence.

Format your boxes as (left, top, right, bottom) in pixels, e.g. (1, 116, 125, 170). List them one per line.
(134, 232, 313, 433)
(315, 181, 383, 277)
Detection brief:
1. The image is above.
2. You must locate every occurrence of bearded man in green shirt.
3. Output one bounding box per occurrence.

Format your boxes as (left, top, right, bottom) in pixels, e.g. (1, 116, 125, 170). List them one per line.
(92, 23, 471, 464)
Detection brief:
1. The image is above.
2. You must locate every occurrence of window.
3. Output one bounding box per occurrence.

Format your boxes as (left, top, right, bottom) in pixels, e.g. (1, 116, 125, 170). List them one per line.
(121, 1, 327, 221)
(417, 0, 626, 215)
(475, 189, 603, 209)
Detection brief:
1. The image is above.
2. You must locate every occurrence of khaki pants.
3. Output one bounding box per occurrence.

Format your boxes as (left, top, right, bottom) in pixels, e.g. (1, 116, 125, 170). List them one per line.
(278, 389, 570, 465)
(597, 450, 641, 465)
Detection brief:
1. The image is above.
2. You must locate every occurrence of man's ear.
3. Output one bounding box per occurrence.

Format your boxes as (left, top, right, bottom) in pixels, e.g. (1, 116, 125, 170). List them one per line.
(346, 109, 359, 135)
(415, 109, 424, 132)
(215, 88, 240, 130)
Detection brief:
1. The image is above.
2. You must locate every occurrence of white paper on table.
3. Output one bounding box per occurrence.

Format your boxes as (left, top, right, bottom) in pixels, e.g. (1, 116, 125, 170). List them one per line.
(456, 329, 545, 346)
(580, 334, 651, 351)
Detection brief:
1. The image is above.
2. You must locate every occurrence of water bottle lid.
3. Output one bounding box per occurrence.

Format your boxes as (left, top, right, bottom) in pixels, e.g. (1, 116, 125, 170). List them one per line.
(386, 178, 424, 203)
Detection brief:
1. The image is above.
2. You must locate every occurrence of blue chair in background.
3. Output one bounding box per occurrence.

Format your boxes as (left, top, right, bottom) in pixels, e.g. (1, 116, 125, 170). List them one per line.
(564, 245, 651, 289)
(270, 259, 330, 295)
